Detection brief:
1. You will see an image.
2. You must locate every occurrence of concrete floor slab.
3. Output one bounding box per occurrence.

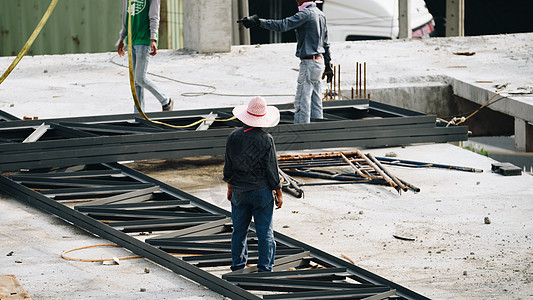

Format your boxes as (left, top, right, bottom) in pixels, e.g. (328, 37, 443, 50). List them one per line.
(1, 33, 532, 299)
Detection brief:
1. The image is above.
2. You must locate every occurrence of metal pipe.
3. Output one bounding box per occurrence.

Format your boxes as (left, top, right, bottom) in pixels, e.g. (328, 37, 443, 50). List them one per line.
(283, 169, 370, 182)
(355, 149, 400, 192)
(340, 152, 368, 178)
(278, 168, 304, 198)
(398, 177, 420, 193)
(375, 156, 483, 173)
(299, 180, 387, 187)
(367, 153, 408, 192)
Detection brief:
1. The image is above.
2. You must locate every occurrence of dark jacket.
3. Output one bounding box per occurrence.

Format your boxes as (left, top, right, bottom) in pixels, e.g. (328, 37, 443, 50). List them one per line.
(259, 3, 331, 65)
(223, 126, 281, 193)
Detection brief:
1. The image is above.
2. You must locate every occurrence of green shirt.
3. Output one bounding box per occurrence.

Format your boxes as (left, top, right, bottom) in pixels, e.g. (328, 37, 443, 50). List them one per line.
(130, 0, 150, 45)
(120, 0, 160, 46)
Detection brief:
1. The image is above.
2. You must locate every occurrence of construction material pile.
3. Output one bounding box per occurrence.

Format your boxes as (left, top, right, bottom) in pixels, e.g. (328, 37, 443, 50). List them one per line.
(278, 150, 483, 197)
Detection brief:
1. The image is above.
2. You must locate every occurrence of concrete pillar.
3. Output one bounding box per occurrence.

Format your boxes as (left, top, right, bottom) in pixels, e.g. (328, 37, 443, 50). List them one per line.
(446, 0, 465, 37)
(183, 0, 232, 53)
(231, 0, 250, 45)
(515, 118, 533, 152)
(398, 0, 412, 39)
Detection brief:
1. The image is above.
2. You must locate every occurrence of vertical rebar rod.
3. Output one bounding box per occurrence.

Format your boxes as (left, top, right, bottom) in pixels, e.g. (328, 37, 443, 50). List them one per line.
(337, 64, 341, 99)
(364, 62, 367, 99)
(355, 62, 359, 98)
(359, 63, 362, 98)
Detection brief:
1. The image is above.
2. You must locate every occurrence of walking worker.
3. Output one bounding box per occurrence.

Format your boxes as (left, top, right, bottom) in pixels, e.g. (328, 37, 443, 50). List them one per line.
(223, 96, 283, 272)
(117, 0, 173, 113)
(238, 0, 333, 124)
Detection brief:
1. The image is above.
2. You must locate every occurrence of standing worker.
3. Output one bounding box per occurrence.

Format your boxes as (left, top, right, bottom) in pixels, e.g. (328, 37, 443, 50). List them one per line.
(223, 96, 283, 272)
(238, 0, 333, 124)
(117, 0, 173, 113)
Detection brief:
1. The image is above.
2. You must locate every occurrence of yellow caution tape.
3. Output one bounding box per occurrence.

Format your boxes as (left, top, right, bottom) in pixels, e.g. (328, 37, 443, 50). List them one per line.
(126, 0, 235, 128)
(0, 0, 59, 85)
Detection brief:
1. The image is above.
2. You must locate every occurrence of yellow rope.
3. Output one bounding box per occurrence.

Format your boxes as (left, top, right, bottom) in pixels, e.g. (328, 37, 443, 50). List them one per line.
(0, 0, 59, 85)
(61, 244, 141, 262)
(61, 244, 198, 262)
(455, 92, 503, 126)
(126, 0, 236, 128)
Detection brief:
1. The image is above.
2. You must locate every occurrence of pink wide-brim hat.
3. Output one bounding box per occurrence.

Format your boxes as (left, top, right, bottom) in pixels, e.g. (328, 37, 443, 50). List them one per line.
(232, 96, 280, 128)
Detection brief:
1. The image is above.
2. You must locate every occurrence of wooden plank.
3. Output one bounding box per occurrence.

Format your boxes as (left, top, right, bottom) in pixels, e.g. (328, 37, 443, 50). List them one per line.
(0, 275, 31, 299)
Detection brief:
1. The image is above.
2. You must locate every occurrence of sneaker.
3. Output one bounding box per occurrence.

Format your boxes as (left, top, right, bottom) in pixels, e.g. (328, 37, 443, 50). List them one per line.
(162, 98, 173, 111)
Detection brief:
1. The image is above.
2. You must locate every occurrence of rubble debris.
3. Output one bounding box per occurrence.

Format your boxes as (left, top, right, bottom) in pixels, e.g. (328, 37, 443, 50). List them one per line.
(453, 51, 476, 56)
(393, 234, 416, 241)
(385, 152, 398, 157)
(491, 162, 522, 176)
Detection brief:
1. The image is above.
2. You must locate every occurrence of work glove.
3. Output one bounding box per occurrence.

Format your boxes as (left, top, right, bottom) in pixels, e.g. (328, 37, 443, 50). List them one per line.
(237, 14, 260, 29)
(322, 63, 333, 83)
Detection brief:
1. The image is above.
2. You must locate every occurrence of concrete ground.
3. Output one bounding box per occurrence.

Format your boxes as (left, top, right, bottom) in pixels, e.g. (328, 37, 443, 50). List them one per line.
(1, 33, 532, 299)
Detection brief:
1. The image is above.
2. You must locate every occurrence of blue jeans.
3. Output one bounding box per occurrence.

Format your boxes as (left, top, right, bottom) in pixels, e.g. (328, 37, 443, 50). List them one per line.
(230, 188, 276, 272)
(132, 45, 169, 113)
(294, 58, 325, 123)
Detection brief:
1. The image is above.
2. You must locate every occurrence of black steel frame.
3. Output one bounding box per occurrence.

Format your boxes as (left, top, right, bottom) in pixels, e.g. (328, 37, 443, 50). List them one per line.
(0, 99, 452, 299)
(0, 99, 467, 172)
(0, 162, 430, 300)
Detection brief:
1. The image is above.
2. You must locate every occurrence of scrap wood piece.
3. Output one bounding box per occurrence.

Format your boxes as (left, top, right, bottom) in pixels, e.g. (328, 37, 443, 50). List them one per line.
(0, 275, 32, 299)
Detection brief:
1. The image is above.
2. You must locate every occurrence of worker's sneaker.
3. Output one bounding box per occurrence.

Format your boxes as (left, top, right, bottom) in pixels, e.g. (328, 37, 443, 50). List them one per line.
(162, 99, 173, 111)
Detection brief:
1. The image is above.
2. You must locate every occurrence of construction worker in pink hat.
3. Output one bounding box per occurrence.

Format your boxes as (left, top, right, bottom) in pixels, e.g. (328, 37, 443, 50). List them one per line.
(223, 96, 283, 272)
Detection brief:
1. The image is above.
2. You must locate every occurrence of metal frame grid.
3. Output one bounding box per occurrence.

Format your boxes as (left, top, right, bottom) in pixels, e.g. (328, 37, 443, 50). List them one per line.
(0, 162, 430, 300)
(0, 99, 457, 298)
(0, 99, 468, 172)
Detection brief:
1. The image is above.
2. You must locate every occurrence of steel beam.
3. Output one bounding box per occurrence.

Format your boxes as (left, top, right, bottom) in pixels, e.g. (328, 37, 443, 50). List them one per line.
(0, 100, 468, 172)
(1, 162, 429, 299)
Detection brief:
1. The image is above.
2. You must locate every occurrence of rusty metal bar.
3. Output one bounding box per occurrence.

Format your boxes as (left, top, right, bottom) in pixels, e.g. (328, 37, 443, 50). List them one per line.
(367, 153, 408, 192)
(364, 62, 367, 99)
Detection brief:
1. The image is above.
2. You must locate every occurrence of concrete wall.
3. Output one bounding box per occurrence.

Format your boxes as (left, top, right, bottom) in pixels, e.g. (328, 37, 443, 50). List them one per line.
(343, 77, 515, 137)
(365, 82, 453, 116)
(183, 0, 232, 53)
